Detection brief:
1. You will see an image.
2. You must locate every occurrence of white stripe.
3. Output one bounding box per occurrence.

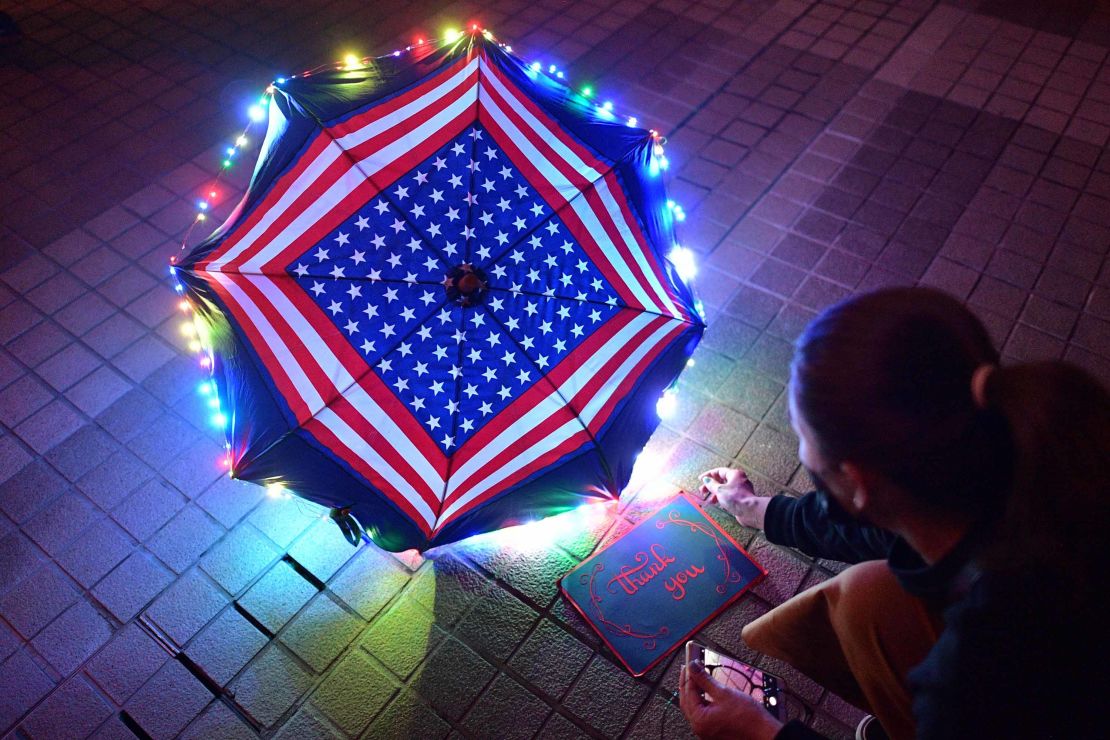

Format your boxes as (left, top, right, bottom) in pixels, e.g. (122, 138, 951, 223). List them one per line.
(314, 408, 437, 529)
(208, 58, 480, 272)
(211, 273, 445, 512)
(479, 60, 682, 319)
(438, 313, 682, 525)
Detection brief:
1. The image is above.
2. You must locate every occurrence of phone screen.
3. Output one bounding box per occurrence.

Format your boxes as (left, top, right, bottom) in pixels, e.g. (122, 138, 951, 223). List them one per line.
(687, 642, 784, 720)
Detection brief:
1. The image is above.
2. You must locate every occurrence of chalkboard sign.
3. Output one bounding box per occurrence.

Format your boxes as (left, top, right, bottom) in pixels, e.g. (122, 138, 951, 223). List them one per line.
(560, 492, 766, 676)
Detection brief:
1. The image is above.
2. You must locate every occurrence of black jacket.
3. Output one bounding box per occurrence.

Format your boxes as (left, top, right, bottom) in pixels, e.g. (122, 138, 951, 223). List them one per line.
(766, 491, 1100, 740)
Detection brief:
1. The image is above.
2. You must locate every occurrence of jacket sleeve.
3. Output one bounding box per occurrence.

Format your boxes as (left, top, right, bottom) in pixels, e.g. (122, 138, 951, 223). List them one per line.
(762, 491, 898, 564)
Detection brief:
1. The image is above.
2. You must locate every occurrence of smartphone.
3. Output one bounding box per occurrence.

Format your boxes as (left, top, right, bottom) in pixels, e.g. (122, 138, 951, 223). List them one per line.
(685, 641, 785, 720)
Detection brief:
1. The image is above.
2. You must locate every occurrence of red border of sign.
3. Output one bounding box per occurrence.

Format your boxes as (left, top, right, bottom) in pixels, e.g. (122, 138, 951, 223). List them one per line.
(558, 491, 768, 676)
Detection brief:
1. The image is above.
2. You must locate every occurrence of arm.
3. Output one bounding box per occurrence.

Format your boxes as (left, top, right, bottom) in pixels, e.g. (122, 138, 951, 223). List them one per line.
(762, 491, 897, 564)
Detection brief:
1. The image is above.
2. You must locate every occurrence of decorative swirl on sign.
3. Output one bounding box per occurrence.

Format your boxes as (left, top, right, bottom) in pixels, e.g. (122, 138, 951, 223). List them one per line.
(581, 562, 669, 650)
(656, 509, 743, 594)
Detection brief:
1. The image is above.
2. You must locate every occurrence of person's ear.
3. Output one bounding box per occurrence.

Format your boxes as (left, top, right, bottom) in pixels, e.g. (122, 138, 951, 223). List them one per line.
(839, 461, 869, 513)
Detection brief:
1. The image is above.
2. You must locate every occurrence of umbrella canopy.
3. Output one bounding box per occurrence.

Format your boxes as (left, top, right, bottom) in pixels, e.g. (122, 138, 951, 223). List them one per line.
(177, 30, 704, 551)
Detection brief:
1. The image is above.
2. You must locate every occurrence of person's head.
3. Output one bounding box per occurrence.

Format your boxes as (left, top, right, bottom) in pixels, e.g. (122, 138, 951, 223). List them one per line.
(788, 287, 1010, 531)
(788, 287, 1110, 567)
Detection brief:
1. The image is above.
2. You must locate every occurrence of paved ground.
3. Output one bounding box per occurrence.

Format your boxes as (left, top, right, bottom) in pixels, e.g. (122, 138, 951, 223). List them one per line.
(2, 0, 1109, 737)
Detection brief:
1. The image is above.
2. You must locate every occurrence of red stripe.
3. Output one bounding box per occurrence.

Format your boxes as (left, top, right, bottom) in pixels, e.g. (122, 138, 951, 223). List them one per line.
(301, 417, 434, 536)
(214, 61, 479, 274)
(443, 312, 664, 507)
(230, 71, 479, 274)
(219, 273, 443, 513)
(437, 318, 684, 528)
(482, 60, 674, 317)
(477, 69, 662, 314)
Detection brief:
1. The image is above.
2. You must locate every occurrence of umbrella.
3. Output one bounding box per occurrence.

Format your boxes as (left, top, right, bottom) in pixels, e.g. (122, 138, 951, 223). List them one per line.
(175, 28, 704, 551)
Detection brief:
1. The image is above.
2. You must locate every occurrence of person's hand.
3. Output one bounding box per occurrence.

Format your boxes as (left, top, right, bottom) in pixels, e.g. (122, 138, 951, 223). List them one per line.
(679, 659, 783, 740)
(699, 468, 769, 530)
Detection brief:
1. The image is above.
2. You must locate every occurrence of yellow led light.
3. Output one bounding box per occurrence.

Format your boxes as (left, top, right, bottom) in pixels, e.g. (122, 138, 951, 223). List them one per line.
(343, 54, 361, 70)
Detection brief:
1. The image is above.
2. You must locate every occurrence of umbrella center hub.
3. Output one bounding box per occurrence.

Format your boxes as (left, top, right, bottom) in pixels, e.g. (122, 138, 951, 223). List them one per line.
(444, 264, 489, 307)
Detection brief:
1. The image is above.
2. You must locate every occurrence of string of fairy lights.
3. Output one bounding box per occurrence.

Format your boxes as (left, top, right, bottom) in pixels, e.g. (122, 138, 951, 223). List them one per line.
(169, 24, 702, 487)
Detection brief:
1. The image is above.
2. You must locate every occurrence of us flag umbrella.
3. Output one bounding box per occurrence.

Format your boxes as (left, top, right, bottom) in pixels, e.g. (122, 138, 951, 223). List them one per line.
(176, 28, 704, 551)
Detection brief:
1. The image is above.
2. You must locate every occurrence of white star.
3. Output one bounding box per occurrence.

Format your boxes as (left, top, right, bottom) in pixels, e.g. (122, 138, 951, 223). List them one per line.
(497, 385, 512, 400)
(489, 296, 505, 311)
(571, 324, 584, 338)
(499, 166, 512, 179)
(294, 264, 308, 277)
(432, 156, 447, 170)
(496, 198, 511, 212)
(467, 160, 481, 172)
(400, 306, 416, 321)
(509, 250, 524, 264)
(589, 309, 602, 322)
(427, 222, 442, 237)
(440, 434, 455, 449)
(514, 184, 528, 198)
(410, 203, 425, 219)
(394, 377, 409, 392)
(413, 361, 429, 376)
(427, 415, 441, 430)
(576, 259, 588, 273)
(360, 338, 376, 353)
(314, 247, 329, 262)
(433, 345, 448, 360)
(476, 245, 491, 260)
(460, 418, 475, 433)
(469, 312, 485, 327)
(363, 303, 378, 319)
(560, 274, 574, 287)
(374, 201, 390, 215)
(394, 185, 409, 200)
(526, 268, 541, 283)
(355, 215, 370, 230)
(557, 306, 571, 320)
(479, 401, 493, 415)
(521, 336, 535, 350)
(494, 231, 509, 245)
(516, 368, 530, 384)
(485, 331, 500, 347)
(387, 253, 402, 268)
(544, 254, 557, 268)
(330, 265, 345, 278)
(451, 142, 466, 155)
(452, 328, 466, 343)
(553, 338, 567, 352)
(398, 342, 412, 357)
(371, 234, 386, 249)
(417, 325, 433, 340)
(491, 264, 507, 279)
(461, 225, 475, 240)
(512, 216, 526, 231)
(327, 300, 342, 315)
(482, 367, 497, 382)
(346, 284, 362, 299)
(430, 380, 445, 395)
(344, 319, 359, 334)
(463, 383, 479, 398)
(539, 321, 552, 334)
(528, 234, 542, 250)
(445, 207, 460, 222)
(379, 358, 393, 372)
(335, 232, 350, 246)
(407, 237, 422, 252)
(383, 287, 399, 302)
(423, 256, 439, 271)
(560, 240, 574, 254)
(481, 179, 495, 193)
(380, 323, 396, 338)
(535, 354, 550, 368)
(430, 189, 444, 203)
(484, 146, 498, 159)
(591, 278, 604, 291)
(443, 242, 458, 257)
(414, 171, 429, 185)
(505, 316, 520, 331)
(479, 211, 493, 226)
(501, 350, 516, 365)
(448, 174, 463, 188)
(469, 129, 483, 140)
(529, 203, 544, 217)
(446, 398, 459, 413)
(391, 219, 406, 234)
(419, 291, 436, 306)
(467, 347, 483, 362)
(545, 222, 559, 235)
(351, 250, 366, 265)
(463, 192, 478, 206)
(412, 396, 425, 411)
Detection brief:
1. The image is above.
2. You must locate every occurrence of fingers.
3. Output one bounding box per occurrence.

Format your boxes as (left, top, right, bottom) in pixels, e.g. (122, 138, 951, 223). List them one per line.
(688, 660, 726, 700)
(679, 663, 705, 711)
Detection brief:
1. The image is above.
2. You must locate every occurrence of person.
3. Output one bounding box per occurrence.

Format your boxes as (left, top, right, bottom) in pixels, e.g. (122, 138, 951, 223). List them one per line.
(678, 287, 1109, 740)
